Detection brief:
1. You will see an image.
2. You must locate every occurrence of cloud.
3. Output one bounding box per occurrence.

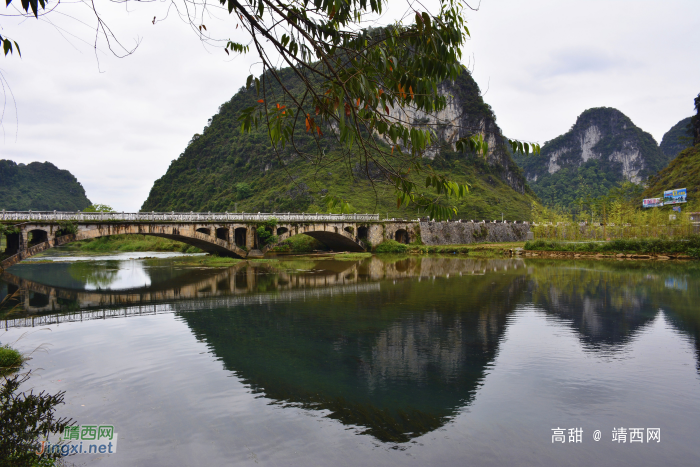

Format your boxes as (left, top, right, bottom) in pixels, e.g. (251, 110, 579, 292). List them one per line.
(537, 47, 638, 79)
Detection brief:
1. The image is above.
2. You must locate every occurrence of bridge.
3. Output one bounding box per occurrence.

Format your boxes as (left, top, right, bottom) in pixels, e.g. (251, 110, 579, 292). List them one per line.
(0, 211, 531, 270)
(0, 211, 402, 269)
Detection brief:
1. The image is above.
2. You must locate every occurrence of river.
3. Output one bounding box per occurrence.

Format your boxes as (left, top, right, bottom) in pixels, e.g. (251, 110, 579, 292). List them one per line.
(1, 253, 699, 466)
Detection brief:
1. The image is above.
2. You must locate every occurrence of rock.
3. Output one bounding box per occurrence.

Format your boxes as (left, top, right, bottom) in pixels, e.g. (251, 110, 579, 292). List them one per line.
(656, 255, 670, 260)
(616, 253, 625, 258)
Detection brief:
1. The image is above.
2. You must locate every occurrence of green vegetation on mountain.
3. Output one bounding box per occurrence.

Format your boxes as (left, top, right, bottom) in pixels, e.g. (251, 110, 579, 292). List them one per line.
(660, 117, 693, 159)
(520, 159, 625, 210)
(692, 93, 700, 146)
(513, 108, 668, 212)
(642, 144, 700, 202)
(142, 67, 535, 220)
(0, 160, 91, 211)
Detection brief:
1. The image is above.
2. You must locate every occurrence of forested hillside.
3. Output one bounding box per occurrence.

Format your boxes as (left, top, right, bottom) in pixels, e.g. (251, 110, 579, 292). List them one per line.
(142, 68, 535, 220)
(641, 144, 699, 201)
(660, 117, 693, 159)
(0, 160, 91, 211)
(513, 108, 669, 210)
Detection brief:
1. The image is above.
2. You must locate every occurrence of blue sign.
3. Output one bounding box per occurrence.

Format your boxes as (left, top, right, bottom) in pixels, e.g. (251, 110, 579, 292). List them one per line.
(673, 206, 681, 213)
(663, 188, 687, 205)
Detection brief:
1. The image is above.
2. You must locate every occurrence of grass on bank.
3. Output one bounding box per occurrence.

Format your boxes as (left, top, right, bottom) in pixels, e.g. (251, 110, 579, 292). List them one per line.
(525, 237, 700, 257)
(269, 234, 328, 253)
(374, 239, 524, 256)
(0, 345, 24, 376)
(65, 234, 202, 253)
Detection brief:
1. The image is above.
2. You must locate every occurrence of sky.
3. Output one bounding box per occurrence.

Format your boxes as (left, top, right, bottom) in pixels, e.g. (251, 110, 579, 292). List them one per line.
(1, 0, 698, 211)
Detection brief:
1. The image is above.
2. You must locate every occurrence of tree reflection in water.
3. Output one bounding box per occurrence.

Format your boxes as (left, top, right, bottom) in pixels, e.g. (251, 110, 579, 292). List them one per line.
(1, 256, 699, 442)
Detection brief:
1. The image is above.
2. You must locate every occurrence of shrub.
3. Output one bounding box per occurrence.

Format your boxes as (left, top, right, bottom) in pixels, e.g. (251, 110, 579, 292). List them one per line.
(375, 239, 409, 253)
(0, 371, 74, 466)
(256, 218, 279, 247)
(0, 345, 24, 376)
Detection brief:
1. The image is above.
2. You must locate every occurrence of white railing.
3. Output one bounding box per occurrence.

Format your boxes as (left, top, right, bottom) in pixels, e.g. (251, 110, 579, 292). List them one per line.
(0, 211, 381, 223)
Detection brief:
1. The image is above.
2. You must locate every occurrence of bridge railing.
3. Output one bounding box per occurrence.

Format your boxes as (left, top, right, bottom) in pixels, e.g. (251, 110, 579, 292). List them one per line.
(0, 211, 381, 223)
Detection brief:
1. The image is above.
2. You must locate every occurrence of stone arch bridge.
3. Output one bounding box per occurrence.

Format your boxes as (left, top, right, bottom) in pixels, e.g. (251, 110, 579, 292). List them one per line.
(0, 211, 530, 270)
(0, 211, 389, 269)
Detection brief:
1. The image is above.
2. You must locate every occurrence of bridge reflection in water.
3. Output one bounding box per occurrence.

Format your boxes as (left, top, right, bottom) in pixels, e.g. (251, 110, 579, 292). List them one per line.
(1, 257, 699, 445)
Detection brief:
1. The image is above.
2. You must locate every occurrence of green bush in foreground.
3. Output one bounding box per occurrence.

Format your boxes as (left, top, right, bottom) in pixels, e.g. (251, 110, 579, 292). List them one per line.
(0, 371, 73, 467)
(525, 236, 700, 255)
(0, 345, 24, 376)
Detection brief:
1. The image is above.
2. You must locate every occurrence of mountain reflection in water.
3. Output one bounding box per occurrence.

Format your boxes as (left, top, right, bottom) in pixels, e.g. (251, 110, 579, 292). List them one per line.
(1, 256, 699, 445)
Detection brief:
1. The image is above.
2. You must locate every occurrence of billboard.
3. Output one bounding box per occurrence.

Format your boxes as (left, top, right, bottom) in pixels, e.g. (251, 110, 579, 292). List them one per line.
(663, 188, 687, 205)
(643, 198, 663, 208)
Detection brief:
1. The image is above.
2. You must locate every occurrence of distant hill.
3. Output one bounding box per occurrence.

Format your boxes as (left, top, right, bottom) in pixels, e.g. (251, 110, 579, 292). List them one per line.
(513, 107, 670, 210)
(142, 67, 535, 221)
(660, 117, 693, 160)
(0, 160, 92, 211)
(641, 144, 699, 203)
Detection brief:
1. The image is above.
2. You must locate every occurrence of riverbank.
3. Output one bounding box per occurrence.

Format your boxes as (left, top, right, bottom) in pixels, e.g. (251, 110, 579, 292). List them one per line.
(63, 235, 202, 253)
(524, 237, 700, 259)
(374, 239, 525, 256)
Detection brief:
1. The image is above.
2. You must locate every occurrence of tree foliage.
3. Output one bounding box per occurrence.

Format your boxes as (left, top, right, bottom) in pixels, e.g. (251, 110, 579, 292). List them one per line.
(83, 204, 116, 213)
(220, 0, 538, 218)
(692, 92, 700, 146)
(0, 160, 92, 211)
(140, 66, 535, 221)
(0, 371, 74, 467)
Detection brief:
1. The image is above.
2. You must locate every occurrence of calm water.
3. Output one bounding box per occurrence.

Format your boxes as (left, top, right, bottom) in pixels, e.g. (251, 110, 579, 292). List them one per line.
(1, 254, 699, 466)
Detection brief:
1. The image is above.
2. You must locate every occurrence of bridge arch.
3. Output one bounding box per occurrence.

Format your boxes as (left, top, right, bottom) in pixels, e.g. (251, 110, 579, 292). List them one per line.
(395, 229, 409, 244)
(266, 223, 366, 253)
(27, 229, 49, 247)
(357, 226, 368, 240)
(234, 228, 247, 248)
(216, 227, 229, 241)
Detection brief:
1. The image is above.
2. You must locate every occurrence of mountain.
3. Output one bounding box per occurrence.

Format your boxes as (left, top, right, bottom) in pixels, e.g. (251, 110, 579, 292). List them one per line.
(641, 144, 699, 203)
(513, 107, 670, 210)
(141, 67, 535, 221)
(0, 160, 92, 211)
(660, 117, 693, 160)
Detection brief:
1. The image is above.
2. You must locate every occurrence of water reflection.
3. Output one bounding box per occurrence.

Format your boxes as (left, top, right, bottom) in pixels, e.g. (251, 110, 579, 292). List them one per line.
(1, 256, 699, 446)
(1, 257, 523, 316)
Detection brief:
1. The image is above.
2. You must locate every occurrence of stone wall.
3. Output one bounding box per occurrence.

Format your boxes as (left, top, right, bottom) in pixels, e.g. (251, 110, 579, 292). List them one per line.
(419, 221, 530, 245)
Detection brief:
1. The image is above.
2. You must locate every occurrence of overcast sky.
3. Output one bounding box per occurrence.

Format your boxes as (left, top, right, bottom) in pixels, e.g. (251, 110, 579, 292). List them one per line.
(1, 0, 698, 211)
